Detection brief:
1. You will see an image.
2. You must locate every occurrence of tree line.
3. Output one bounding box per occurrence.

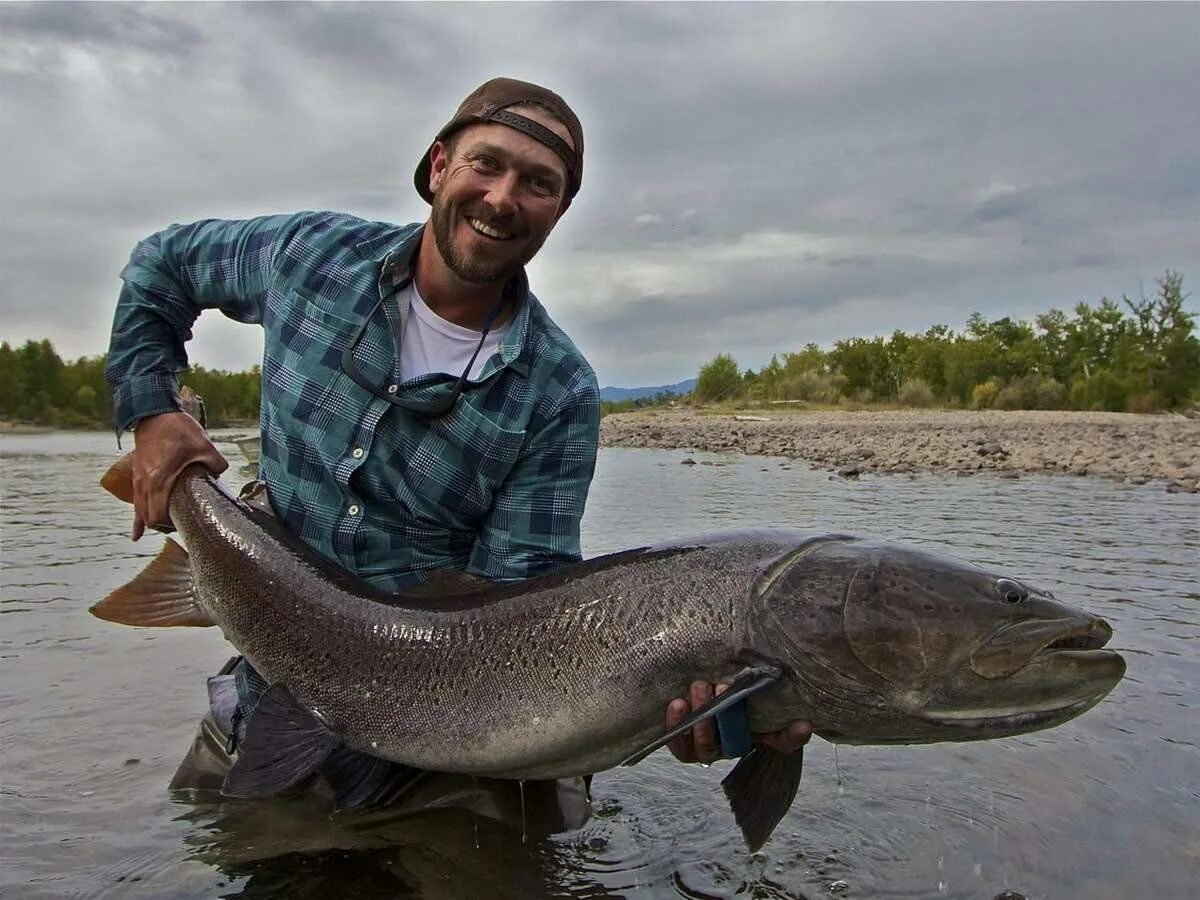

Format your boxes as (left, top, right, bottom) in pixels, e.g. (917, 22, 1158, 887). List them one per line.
(0, 341, 260, 428)
(694, 271, 1199, 412)
(4, 271, 1197, 427)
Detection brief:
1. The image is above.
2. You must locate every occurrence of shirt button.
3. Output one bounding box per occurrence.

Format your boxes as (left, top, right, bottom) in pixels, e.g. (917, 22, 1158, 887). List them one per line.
(352, 448, 364, 459)
(387, 384, 398, 394)
(347, 505, 360, 516)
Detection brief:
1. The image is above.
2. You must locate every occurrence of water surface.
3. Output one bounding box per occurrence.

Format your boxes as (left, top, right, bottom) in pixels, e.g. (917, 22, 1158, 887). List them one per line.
(2, 432, 1196, 898)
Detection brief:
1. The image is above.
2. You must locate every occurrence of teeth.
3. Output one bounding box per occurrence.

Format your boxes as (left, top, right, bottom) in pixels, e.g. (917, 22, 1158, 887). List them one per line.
(468, 218, 513, 240)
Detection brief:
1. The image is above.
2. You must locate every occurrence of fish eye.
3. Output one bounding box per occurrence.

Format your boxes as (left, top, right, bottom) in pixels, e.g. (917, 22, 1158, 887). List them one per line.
(996, 578, 1028, 604)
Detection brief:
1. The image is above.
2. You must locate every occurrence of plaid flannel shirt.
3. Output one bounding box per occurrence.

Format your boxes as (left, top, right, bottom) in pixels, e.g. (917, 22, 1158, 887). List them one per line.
(107, 211, 600, 590)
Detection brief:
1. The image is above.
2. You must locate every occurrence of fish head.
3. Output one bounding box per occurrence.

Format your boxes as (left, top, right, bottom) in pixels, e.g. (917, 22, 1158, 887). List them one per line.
(752, 536, 1126, 743)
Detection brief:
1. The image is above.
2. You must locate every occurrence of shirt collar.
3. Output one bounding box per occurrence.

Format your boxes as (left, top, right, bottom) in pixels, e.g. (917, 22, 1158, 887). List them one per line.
(363, 224, 533, 379)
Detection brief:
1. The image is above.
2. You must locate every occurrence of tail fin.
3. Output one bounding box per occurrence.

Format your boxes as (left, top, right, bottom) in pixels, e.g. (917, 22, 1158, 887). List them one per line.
(101, 454, 136, 504)
(90, 538, 214, 627)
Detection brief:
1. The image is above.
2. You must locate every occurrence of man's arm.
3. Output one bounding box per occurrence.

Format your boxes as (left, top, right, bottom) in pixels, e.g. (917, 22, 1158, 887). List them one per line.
(105, 213, 322, 538)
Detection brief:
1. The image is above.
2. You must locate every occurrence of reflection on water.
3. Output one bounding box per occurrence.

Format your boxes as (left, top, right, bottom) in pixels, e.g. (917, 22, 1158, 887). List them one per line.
(2, 433, 1197, 898)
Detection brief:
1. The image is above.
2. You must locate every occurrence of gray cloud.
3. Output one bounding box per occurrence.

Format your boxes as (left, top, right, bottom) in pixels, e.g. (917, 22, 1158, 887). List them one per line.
(2, 2, 1197, 386)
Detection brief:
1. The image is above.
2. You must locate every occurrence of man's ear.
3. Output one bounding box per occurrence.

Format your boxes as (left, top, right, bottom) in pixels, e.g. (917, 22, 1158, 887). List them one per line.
(428, 140, 450, 194)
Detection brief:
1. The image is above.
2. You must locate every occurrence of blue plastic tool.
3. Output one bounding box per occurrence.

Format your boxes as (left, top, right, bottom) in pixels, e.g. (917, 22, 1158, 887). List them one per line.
(714, 698, 753, 757)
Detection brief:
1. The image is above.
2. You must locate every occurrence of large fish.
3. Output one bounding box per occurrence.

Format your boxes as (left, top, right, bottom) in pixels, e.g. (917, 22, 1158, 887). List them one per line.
(92, 458, 1126, 850)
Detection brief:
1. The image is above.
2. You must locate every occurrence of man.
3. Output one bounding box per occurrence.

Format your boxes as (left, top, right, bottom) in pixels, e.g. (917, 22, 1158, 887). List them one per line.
(106, 77, 808, 830)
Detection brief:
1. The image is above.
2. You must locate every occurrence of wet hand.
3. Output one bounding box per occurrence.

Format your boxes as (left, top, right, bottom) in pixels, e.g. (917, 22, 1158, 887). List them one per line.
(665, 680, 812, 764)
(130, 411, 228, 541)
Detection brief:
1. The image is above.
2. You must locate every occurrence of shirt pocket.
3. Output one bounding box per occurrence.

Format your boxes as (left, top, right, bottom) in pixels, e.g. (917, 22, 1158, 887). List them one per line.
(397, 396, 528, 529)
(261, 286, 363, 438)
(274, 285, 360, 353)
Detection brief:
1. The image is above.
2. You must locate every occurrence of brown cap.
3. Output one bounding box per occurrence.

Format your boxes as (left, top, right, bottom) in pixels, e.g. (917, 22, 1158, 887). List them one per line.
(414, 77, 583, 207)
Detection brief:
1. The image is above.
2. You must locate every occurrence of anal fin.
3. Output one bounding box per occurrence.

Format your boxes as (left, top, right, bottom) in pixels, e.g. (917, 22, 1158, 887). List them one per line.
(89, 538, 212, 627)
(222, 684, 340, 799)
(721, 745, 805, 852)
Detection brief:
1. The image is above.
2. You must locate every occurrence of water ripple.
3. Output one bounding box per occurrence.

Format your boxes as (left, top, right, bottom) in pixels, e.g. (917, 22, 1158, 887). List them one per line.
(2, 437, 1197, 899)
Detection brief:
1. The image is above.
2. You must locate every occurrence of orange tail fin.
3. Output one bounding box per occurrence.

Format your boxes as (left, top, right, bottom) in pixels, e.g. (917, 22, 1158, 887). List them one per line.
(101, 454, 136, 504)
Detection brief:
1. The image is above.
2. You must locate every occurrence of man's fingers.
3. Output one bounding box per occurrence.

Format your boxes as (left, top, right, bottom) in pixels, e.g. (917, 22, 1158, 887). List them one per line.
(689, 681, 720, 762)
(205, 450, 230, 474)
(145, 486, 173, 533)
(665, 697, 695, 762)
(754, 721, 814, 754)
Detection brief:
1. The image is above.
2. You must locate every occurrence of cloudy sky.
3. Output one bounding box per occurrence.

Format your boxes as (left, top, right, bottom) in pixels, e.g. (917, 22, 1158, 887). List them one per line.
(3, 2, 1198, 388)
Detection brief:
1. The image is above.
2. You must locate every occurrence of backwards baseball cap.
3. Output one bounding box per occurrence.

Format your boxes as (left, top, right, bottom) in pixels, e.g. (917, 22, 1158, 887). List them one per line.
(414, 77, 584, 208)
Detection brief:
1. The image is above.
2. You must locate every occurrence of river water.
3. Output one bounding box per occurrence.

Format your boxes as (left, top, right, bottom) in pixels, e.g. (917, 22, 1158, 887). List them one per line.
(2, 431, 1197, 899)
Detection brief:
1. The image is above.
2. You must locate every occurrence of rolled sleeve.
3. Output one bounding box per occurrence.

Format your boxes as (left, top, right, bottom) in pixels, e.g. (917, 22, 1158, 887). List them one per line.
(105, 213, 326, 433)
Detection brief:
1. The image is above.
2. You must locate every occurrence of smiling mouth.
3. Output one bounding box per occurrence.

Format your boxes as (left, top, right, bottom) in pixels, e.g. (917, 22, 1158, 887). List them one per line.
(467, 217, 515, 241)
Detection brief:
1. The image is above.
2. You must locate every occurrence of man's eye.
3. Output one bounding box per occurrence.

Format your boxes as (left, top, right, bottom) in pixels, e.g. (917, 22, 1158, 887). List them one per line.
(528, 177, 556, 197)
(472, 156, 500, 173)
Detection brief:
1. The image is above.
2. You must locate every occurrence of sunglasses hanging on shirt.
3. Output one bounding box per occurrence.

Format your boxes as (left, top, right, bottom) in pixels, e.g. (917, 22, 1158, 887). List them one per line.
(339, 294, 509, 417)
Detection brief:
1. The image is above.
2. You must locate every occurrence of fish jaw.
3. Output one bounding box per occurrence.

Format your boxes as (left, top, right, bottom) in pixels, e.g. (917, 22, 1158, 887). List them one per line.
(917, 627, 1127, 739)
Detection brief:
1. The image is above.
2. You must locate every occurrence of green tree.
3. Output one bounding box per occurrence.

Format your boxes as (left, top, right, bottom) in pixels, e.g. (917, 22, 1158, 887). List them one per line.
(1121, 271, 1200, 408)
(693, 353, 744, 403)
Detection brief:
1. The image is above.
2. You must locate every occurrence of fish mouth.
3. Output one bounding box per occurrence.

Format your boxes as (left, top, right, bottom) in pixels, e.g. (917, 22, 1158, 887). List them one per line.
(923, 617, 1126, 734)
(969, 617, 1116, 679)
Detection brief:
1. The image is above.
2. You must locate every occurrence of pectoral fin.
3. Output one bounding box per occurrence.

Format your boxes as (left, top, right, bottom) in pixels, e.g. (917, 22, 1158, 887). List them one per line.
(222, 684, 340, 799)
(89, 538, 212, 627)
(619, 663, 782, 767)
(721, 745, 805, 852)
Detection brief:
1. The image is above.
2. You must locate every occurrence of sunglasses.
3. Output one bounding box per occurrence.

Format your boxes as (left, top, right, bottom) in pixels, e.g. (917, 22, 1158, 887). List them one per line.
(339, 294, 508, 417)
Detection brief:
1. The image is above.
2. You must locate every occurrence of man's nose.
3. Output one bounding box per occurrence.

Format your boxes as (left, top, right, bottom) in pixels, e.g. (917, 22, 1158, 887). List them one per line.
(483, 172, 519, 217)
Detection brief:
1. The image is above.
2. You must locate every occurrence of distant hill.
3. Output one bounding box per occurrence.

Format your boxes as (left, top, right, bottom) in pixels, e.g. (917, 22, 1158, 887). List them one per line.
(599, 379, 696, 402)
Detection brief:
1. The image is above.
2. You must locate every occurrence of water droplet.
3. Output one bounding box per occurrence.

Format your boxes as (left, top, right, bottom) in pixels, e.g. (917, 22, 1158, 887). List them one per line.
(518, 779, 527, 844)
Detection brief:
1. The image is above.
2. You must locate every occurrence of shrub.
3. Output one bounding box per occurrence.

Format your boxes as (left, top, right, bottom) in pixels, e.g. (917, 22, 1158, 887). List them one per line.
(780, 371, 845, 403)
(693, 353, 745, 404)
(1125, 391, 1165, 413)
(897, 377, 936, 407)
(971, 379, 1001, 409)
(995, 374, 1068, 410)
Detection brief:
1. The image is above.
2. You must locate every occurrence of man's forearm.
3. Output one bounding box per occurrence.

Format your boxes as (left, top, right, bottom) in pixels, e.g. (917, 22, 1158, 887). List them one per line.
(104, 214, 317, 432)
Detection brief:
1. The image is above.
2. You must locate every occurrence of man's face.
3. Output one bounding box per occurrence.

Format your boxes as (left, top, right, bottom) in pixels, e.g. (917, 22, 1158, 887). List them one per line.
(427, 106, 572, 286)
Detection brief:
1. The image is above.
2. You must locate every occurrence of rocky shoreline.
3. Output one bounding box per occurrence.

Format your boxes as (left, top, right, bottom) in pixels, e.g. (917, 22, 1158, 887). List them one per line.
(600, 408, 1200, 493)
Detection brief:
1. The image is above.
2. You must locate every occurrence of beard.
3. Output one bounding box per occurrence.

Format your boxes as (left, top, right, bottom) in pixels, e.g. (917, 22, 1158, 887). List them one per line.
(430, 194, 549, 286)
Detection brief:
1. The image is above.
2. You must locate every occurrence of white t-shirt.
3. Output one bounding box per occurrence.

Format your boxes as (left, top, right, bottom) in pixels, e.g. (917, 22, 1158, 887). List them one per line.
(398, 281, 510, 383)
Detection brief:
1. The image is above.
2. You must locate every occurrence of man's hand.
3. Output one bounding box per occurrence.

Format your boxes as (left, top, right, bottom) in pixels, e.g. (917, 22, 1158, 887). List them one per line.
(665, 680, 812, 764)
(130, 411, 228, 541)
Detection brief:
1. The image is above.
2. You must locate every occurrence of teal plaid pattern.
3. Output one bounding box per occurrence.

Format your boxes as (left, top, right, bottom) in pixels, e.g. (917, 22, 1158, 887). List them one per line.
(107, 212, 600, 589)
